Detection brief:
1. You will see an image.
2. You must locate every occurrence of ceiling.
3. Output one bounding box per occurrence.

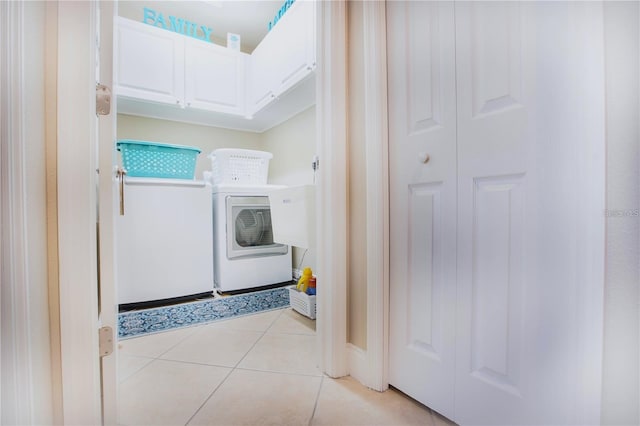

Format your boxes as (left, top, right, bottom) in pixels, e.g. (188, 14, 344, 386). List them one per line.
(118, 1, 284, 53)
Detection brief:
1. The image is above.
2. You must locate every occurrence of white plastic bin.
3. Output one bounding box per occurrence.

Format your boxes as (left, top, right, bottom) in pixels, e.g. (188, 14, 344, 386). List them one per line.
(288, 286, 316, 319)
(268, 184, 315, 248)
(208, 149, 272, 185)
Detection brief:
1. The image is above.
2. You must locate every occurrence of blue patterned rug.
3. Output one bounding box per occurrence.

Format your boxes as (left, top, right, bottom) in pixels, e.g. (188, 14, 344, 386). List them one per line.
(118, 287, 290, 339)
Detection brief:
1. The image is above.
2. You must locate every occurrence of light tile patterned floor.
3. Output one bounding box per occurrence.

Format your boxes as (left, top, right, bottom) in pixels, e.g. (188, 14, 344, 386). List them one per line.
(117, 308, 457, 426)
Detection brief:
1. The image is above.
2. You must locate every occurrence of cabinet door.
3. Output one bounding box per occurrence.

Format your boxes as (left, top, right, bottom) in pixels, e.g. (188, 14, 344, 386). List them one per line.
(248, 0, 316, 116)
(248, 36, 277, 115)
(116, 18, 184, 106)
(270, 0, 316, 96)
(184, 40, 247, 116)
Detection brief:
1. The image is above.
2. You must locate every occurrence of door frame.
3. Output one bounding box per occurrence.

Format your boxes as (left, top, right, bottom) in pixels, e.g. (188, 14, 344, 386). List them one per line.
(1, 2, 53, 423)
(97, 0, 118, 423)
(315, 0, 349, 377)
(360, 0, 390, 392)
(55, 0, 350, 421)
(56, 1, 103, 424)
(364, 1, 606, 423)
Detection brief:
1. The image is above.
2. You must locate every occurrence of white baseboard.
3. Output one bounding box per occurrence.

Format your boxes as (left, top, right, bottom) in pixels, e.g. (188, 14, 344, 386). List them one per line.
(347, 343, 370, 389)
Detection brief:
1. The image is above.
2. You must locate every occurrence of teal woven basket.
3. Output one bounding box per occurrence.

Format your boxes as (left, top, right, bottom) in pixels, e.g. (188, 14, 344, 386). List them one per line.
(116, 140, 201, 179)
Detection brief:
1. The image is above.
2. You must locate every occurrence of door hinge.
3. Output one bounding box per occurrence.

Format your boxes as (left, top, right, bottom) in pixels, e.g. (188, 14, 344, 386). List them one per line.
(99, 326, 114, 357)
(96, 83, 111, 116)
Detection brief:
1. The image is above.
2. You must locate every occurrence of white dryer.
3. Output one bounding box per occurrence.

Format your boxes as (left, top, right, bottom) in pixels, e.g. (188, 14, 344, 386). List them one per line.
(212, 184, 292, 292)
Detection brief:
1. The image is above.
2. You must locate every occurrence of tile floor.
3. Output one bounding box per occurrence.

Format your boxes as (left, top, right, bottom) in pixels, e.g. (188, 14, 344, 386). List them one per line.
(118, 307, 456, 426)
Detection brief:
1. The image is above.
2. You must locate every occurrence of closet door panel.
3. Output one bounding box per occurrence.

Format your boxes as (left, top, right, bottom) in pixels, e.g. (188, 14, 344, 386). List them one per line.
(456, 1, 527, 174)
(387, 1, 457, 419)
(406, 183, 443, 352)
(455, 3, 531, 424)
(454, 2, 598, 424)
(388, 2, 605, 425)
(468, 3, 523, 118)
(469, 175, 525, 391)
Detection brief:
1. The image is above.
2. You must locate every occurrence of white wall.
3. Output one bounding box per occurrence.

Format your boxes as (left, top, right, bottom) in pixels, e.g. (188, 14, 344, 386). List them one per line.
(602, 2, 640, 425)
(116, 1, 270, 54)
(261, 106, 316, 273)
(261, 106, 316, 185)
(117, 114, 263, 179)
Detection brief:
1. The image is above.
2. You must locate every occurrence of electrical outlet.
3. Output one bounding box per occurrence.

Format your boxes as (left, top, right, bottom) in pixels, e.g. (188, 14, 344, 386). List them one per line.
(292, 268, 302, 280)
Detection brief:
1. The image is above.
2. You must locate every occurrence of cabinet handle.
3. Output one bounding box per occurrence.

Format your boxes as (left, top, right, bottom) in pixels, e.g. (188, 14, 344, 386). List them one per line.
(418, 152, 430, 164)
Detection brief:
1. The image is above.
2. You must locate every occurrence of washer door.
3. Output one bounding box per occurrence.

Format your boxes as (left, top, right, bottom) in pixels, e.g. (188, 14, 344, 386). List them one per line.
(226, 196, 288, 259)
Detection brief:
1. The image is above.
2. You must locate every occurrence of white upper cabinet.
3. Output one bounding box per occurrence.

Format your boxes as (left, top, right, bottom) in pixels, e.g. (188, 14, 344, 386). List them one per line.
(115, 1, 316, 131)
(116, 17, 185, 106)
(248, 36, 277, 114)
(248, 0, 316, 116)
(270, 0, 316, 97)
(116, 17, 248, 115)
(184, 40, 247, 116)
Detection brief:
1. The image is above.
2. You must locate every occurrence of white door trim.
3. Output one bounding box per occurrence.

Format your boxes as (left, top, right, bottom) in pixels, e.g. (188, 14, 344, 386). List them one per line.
(315, 0, 348, 377)
(345, 0, 390, 392)
(362, 0, 390, 392)
(56, 2, 102, 424)
(55, 0, 352, 419)
(1, 3, 34, 423)
(1, 1, 56, 422)
(97, 1, 118, 424)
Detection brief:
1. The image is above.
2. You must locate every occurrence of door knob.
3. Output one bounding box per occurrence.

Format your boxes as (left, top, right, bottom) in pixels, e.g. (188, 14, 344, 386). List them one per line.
(418, 152, 430, 164)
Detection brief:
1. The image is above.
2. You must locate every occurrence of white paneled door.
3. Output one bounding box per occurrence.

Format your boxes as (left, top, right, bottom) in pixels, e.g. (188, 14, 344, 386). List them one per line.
(387, 1, 458, 420)
(454, 2, 532, 424)
(388, 2, 605, 425)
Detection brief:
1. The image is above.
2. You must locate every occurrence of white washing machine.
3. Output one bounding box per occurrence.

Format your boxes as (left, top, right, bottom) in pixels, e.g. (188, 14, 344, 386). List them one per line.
(117, 177, 213, 306)
(212, 184, 292, 292)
